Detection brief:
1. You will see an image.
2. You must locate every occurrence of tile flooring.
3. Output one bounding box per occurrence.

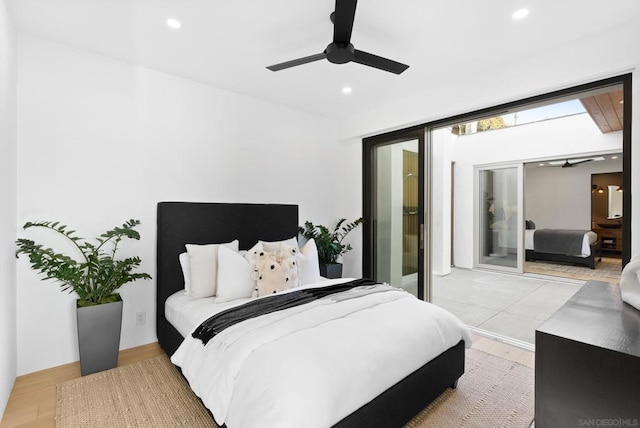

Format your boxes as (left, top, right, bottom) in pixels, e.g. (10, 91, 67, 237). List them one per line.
(432, 268, 585, 345)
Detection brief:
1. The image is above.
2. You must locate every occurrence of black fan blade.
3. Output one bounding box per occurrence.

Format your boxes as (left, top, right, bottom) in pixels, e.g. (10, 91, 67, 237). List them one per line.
(353, 50, 409, 74)
(333, 0, 358, 44)
(572, 159, 594, 165)
(266, 53, 326, 71)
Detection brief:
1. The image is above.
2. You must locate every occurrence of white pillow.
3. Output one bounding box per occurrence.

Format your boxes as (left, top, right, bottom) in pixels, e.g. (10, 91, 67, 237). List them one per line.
(298, 238, 321, 285)
(216, 245, 256, 303)
(185, 240, 239, 298)
(178, 252, 192, 294)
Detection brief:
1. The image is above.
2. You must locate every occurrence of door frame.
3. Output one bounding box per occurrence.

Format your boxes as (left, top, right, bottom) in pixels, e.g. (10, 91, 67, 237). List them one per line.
(363, 126, 427, 300)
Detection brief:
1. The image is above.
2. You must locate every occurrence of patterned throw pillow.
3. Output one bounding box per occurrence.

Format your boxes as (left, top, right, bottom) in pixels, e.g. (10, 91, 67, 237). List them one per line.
(252, 244, 301, 297)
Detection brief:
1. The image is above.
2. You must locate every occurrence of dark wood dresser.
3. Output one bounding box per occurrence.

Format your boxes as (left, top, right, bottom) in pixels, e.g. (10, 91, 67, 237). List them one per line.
(593, 226, 623, 254)
(535, 280, 640, 427)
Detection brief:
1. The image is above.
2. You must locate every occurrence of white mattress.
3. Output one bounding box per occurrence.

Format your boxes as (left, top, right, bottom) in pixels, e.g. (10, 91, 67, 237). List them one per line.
(525, 229, 597, 257)
(168, 278, 471, 428)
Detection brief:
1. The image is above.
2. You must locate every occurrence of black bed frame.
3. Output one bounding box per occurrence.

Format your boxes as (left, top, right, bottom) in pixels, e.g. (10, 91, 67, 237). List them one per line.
(156, 202, 464, 427)
(525, 241, 601, 269)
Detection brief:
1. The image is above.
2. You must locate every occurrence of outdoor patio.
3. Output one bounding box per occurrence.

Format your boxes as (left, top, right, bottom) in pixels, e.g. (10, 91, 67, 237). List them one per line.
(432, 268, 586, 345)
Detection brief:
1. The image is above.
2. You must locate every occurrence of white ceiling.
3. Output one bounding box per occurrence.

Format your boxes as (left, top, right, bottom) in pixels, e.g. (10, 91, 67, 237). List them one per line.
(9, 0, 640, 119)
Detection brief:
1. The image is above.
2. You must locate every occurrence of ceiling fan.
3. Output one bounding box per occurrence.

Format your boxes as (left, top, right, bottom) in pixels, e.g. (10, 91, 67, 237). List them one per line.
(546, 157, 602, 168)
(266, 0, 409, 75)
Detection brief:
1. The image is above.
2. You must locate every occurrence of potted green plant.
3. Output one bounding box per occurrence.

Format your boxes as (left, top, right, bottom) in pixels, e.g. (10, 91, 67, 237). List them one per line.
(298, 217, 364, 279)
(16, 219, 151, 375)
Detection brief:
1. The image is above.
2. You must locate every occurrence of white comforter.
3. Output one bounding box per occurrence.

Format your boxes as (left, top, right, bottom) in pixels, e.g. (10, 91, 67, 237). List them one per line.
(171, 278, 471, 428)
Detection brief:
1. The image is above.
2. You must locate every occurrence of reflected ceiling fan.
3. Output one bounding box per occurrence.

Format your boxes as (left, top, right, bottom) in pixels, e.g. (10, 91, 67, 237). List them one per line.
(266, 0, 409, 74)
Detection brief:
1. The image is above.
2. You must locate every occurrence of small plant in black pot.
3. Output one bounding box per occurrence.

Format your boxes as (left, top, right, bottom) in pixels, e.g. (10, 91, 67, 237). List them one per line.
(298, 217, 364, 279)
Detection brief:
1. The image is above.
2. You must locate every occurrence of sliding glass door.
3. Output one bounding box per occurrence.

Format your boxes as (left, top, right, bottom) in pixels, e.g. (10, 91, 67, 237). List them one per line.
(363, 128, 426, 299)
(475, 164, 524, 272)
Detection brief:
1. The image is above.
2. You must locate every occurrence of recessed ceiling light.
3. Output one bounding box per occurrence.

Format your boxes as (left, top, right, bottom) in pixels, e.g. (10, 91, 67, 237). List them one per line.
(512, 8, 529, 20)
(166, 18, 182, 30)
(612, 156, 618, 159)
(539, 163, 545, 167)
(342, 86, 352, 94)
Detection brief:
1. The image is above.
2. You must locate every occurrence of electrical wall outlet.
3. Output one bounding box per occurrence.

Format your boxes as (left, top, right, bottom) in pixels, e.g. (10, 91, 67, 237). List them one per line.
(136, 311, 146, 325)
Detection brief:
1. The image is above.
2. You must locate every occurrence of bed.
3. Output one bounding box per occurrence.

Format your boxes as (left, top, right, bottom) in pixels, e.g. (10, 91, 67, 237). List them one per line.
(525, 228, 600, 269)
(156, 201, 471, 428)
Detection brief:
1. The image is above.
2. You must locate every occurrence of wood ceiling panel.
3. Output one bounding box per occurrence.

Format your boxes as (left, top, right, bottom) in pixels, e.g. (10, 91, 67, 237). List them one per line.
(580, 90, 623, 133)
(610, 90, 624, 127)
(581, 96, 612, 133)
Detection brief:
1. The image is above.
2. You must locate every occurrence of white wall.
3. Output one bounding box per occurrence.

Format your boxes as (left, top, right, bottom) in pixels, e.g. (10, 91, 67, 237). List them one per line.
(432, 128, 456, 275)
(525, 158, 623, 230)
(16, 35, 350, 375)
(338, 19, 640, 270)
(0, 0, 17, 416)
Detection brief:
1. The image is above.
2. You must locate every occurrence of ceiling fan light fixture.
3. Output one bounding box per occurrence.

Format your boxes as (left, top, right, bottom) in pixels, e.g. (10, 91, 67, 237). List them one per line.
(342, 86, 352, 94)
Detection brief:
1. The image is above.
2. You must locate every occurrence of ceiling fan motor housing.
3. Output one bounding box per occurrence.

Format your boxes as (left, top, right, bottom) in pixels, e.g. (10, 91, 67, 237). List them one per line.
(266, 0, 408, 74)
(326, 42, 355, 64)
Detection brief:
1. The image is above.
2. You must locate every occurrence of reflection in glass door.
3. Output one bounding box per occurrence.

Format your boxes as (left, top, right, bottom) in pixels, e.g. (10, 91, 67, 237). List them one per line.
(476, 164, 523, 272)
(363, 129, 425, 299)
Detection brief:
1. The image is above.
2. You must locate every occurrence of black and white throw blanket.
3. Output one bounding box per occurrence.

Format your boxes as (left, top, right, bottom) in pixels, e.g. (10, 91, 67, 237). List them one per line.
(192, 278, 378, 345)
(534, 229, 587, 255)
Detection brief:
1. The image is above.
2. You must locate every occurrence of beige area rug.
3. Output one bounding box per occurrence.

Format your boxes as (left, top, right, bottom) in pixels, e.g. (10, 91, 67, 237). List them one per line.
(525, 256, 621, 282)
(56, 355, 216, 427)
(407, 349, 534, 428)
(57, 349, 534, 428)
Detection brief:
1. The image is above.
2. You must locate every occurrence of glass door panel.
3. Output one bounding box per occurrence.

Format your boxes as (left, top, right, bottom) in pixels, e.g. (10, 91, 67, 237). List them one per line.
(364, 129, 425, 299)
(374, 140, 419, 295)
(476, 164, 523, 272)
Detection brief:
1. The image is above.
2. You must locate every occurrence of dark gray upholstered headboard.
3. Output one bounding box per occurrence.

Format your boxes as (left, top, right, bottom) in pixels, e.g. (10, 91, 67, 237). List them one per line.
(156, 202, 299, 355)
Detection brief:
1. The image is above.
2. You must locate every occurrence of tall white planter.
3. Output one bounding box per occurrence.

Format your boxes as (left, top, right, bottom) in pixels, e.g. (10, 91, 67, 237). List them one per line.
(76, 296, 123, 375)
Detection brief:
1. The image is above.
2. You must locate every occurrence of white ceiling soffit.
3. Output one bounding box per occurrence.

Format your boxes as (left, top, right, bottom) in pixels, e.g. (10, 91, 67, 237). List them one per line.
(9, 0, 640, 119)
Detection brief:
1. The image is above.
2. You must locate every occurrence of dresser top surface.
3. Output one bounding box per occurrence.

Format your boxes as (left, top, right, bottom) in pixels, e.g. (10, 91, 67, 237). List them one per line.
(537, 280, 640, 357)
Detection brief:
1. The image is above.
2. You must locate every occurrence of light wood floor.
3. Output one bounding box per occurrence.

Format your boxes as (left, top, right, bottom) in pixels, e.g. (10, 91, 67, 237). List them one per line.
(525, 265, 618, 283)
(1, 336, 533, 428)
(0, 343, 164, 428)
(524, 256, 621, 284)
